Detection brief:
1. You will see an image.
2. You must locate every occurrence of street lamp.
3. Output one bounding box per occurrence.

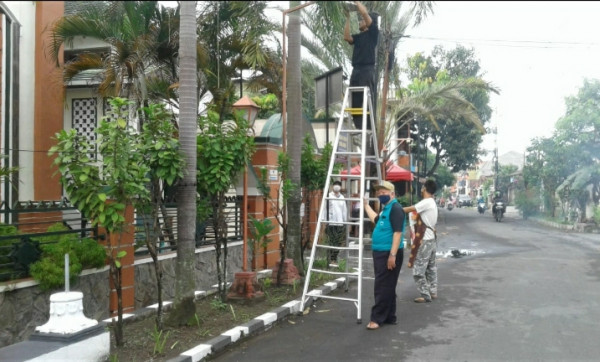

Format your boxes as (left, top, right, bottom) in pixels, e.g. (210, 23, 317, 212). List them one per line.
(227, 95, 264, 301)
(232, 96, 260, 272)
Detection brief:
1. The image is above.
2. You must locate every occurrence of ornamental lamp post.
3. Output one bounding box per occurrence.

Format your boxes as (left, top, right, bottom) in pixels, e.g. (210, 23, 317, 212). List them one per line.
(232, 96, 260, 272)
(227, 96, 264, 301)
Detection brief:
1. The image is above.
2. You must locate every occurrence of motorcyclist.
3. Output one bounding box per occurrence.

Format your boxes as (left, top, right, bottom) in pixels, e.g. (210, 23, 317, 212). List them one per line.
(477, 195, 485, 213)
(492, 191, 506, 214)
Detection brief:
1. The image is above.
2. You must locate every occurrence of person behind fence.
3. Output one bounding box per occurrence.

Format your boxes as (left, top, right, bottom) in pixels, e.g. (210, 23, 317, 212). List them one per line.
(403, 179, 439, 303)
(325, 180, 347, 263)
(363, 181, 405, 330)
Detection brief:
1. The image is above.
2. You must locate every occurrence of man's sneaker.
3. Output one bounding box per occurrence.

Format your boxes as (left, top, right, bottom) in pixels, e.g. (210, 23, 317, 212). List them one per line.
(431, 293, 438, 299)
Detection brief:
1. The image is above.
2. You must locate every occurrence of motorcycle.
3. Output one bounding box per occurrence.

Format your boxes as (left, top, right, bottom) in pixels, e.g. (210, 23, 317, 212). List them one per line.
(447, 202, 454, 211)
(477, 201, 486, 214)
(492, 201, 505, 222)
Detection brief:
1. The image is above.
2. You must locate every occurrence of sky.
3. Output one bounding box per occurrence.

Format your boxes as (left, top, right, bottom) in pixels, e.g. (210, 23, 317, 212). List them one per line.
(396, 1, 600, 157)
(163, 1, 600, 158)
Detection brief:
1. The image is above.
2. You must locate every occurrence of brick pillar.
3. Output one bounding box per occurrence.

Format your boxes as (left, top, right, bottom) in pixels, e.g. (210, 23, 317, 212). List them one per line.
(249, 141, 282, 269)
(99, 204, 135, 316)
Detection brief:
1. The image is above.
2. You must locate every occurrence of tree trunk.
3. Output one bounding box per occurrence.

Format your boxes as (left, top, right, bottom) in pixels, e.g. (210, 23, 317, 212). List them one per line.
(168, 0, 197, 326)
(110, 260, 124, 346)
(286, 1, 304, 276)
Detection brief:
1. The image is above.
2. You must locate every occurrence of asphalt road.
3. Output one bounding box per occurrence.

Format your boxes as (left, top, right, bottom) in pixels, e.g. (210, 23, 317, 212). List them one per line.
(211, 206, 600, 361)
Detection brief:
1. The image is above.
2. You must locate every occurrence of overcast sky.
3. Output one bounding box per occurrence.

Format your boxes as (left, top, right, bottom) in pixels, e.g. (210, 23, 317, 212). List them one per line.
(397, 1, 600, 157)
(166, 1, 600, 158)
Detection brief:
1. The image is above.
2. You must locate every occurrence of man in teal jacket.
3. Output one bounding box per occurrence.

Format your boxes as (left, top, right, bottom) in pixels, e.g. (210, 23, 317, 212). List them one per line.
(363, 181, 405, 330)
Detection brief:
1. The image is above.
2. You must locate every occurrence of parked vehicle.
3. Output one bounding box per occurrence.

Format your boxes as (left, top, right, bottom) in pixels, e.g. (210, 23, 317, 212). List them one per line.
(457, 195, 472, 208)
(478, 201, 486, 214)
(492, 200, 505, 222)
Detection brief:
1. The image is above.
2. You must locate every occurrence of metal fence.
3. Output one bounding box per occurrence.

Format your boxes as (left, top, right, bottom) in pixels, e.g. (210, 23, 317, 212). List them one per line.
(133, 196, 243, 256)
(0, 196, 243, 282)
(0, 199, 100, 282)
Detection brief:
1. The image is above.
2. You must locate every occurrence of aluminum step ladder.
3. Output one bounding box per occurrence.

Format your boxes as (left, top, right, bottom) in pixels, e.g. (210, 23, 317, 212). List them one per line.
(300, 86, 382, 324)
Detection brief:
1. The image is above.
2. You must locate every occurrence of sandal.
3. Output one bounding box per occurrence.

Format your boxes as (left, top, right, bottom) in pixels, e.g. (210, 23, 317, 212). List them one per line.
(414, 297, 432, 303)
(366, 321, 380, 330)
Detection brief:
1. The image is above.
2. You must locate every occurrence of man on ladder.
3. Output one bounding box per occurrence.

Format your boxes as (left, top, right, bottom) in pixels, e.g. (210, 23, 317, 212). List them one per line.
(344, 1, 379, 131)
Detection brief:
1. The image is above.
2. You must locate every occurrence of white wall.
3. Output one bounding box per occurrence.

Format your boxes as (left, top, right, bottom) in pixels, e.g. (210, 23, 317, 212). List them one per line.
(3, 2, 36, 201)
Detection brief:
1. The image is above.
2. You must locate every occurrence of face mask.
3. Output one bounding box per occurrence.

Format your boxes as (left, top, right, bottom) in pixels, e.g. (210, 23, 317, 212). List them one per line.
(333, 185, 341, 192)
(378, 195, 391, 205)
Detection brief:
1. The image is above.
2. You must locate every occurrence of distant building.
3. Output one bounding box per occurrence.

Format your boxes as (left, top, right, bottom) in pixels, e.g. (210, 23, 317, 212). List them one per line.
(451, 150, 525, 202)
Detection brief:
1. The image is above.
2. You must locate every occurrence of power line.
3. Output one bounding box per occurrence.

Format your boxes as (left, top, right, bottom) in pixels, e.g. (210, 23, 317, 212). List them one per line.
(404, 35, 600, 50)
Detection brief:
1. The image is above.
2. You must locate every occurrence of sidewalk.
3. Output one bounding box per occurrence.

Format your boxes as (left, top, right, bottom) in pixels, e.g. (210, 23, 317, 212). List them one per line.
(167, 276, 352, 362)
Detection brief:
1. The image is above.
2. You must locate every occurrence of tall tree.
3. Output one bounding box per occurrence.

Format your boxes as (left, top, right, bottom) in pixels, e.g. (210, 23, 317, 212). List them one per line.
(48, 1, 179, 114)
(403, 46, 498, 174)
(286, 0, 304, 273)
(168, 0, 197, 326)
(553, 79, 600, 219)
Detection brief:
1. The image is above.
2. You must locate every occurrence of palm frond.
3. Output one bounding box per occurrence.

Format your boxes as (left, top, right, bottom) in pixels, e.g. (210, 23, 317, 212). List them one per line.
(387, 78, 497, 134)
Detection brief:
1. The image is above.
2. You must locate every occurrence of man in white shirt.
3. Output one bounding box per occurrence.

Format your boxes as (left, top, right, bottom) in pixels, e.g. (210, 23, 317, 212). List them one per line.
(403, 179, 439, 303)
(326, 180, 347, 262)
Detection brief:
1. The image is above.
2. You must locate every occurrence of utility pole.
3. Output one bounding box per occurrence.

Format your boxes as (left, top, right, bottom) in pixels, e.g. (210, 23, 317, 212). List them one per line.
(493, 126, 499, 195)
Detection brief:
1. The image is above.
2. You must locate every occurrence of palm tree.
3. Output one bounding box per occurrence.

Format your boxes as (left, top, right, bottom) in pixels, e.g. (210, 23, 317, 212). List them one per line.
(384, 78, 495, 151)
(48, 1, 179, 115)
(286, 0, 304, 273)
(195, 1, 277, 120)
(168, 0, 197, 326)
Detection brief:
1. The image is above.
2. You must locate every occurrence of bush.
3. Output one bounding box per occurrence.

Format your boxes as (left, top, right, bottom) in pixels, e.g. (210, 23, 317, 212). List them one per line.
(0, 224, 20, 278)
(29, 223, 106, 291)
(0, 224, 20, 259)
(515, 189, 541, 220)
(593, 205, 600, 225)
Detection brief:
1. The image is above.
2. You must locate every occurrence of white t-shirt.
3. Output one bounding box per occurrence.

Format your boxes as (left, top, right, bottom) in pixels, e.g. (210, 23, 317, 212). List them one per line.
(326, 191, 347, 225)
(415, 197, 438, 240)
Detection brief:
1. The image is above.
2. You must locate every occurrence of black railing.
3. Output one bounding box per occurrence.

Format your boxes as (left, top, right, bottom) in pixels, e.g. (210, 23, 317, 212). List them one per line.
(0, 199, 101, 282)
(0, 196, 244, 281)
(133, 196, 243, 256)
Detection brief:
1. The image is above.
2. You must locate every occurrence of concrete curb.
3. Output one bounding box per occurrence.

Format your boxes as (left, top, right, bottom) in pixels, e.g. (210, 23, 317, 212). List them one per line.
(528, 217, 575, 231)
(168, 277, 347, 362)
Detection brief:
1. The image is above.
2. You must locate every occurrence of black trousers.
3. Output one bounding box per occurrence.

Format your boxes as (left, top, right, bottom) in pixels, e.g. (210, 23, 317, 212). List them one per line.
(370, 249, 404, 325)
(350, 64, 377, 131)
(326, 225, 346, 261)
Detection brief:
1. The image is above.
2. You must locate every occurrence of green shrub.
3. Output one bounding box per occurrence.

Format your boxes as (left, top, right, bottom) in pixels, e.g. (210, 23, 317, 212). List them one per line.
(0, 224, 20, 278)
(515, 189, 541, 220)
(29, 223, 106, 291)
(0, 224, 20, 258)
(593, 205, 600, 225)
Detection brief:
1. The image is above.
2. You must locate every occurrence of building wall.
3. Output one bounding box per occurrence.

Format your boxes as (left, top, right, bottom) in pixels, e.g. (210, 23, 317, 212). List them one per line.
(33, 1, 64, 201)
(1, 1, 64, 202)
(2, 2, 36, 201)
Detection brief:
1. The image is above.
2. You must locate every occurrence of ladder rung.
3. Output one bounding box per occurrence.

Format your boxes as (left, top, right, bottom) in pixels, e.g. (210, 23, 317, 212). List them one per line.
(305, 293, 359, 303)
(334, 151, 363, 156)
(348, 236, 371, 241)
(316, 244, 360, 250)
(344, 108, 370, 116)
(340, 129, 372, 134)
(329, 174, 380, 180)
(320, 222, 363, 228)
(307, 268, 360, 277)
